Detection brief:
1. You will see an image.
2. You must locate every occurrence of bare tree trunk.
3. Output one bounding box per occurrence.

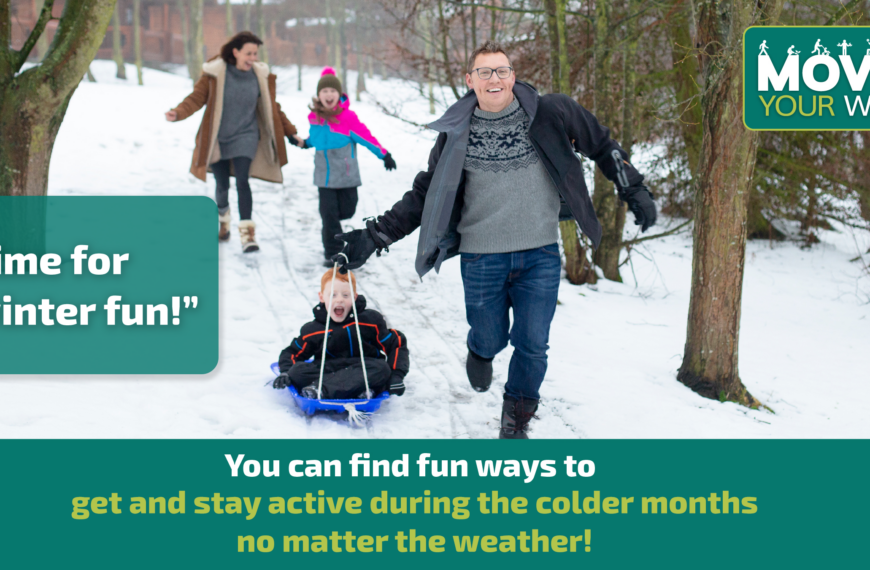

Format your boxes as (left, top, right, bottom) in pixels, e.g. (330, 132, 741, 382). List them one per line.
(190, 0, 204, 77)
(554, 0, 569, 93)
(591, 0, 625, 282)
(622, 0, 639, 158)
(325, 0, 334, 68)
(133, 0, 143, 85)
(256, 0, 268, 64)
(244, 0, 252, 31)
(0, 0, 117, 197)
(177, 0, 192, 80)
(225, 0, 233, 37)
(489, 0, 498, 40)
(460, 6, 469, 69)
(677, 0, 782, 407)
(544, 0, 595, 285)
(86, 66, 97, 82)
(856, 132, 870, 224)
(354, 12, 366, 100)
(470, 0, 477, 49)
(339, 1, 347, 92)
(665, 0, 702, 214)
(296, 16, 305, 91)
(113, 2, 127, 79)
(544, 0, 559, 94)
(34, 0, 50, 60)
(437, 0, 461, 100)
(419, 10, 435, 113)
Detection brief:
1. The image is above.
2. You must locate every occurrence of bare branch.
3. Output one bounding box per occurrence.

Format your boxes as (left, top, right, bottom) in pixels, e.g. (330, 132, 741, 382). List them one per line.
(368, 94, 432, 129)
(620, 218, 693, 247)
(446, 0, 593, 24)
(0, 0, 12, 77)
(824, 0, 866, 25)
(14, 0, 57, 73)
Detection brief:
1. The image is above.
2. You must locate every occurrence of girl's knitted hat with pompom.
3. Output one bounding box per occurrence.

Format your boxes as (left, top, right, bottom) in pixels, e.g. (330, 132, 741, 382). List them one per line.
(317, 67, 342, 94)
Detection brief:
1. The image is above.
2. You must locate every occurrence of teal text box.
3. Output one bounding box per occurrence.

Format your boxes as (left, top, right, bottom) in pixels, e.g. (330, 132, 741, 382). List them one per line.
(0, 197, 218, 373)
(1, 440, 866, 569)
(744, 26, 870, 130)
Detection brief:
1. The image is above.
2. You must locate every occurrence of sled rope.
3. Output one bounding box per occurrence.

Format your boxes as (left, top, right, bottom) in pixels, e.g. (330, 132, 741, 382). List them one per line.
(344, 254, 373, 402)
(315, 263, 336, 400)
(316, 257, 372, 423)
(344, 403, 372, 426)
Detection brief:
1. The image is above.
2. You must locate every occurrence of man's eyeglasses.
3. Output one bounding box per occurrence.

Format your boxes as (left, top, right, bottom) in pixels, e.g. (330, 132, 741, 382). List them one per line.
(470, 66, 513, 80)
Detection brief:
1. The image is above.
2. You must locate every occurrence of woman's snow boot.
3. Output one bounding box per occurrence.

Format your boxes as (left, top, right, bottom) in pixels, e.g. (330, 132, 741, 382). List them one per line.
(499, 395, 538, 439)
(238, 220, 259, 253)
(466, 349, 493, 392)
(218, 209, 231, 241)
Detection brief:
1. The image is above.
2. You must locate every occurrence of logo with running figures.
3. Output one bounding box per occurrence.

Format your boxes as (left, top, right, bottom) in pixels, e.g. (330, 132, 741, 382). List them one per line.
(744, 27, 870, 130)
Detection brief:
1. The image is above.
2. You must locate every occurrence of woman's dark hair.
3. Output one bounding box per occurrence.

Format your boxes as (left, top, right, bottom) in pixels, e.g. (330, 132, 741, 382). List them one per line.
(220, 32, 263, 65)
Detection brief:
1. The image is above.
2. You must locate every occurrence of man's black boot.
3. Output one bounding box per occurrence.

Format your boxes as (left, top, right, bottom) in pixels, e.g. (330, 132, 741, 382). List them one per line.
(466, 349, 493, 392)
(499, 395, 538, 439)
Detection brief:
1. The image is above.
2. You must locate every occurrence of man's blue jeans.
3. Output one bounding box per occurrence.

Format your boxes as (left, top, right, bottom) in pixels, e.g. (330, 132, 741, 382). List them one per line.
(460, 243, 562, 401)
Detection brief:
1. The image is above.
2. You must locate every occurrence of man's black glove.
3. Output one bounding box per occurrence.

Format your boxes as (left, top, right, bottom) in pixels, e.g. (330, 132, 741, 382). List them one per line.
(619, 184, 657, 232)
(332, 219, 392, 273)
(388, 374, 406, 396)
(273, 372, 290, 389)
(383, 152, 397, 171)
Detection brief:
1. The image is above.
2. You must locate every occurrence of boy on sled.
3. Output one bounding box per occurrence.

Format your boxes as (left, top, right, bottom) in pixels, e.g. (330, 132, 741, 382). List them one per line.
(273, 269, 409, 400)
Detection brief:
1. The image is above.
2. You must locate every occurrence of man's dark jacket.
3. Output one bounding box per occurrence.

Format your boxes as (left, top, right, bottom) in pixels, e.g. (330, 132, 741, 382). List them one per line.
(374, 81, 644, 278)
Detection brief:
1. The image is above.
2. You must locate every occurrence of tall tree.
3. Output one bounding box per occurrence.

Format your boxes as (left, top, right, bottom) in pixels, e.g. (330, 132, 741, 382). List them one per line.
(677, 0, 782, 407)
(112, 1, 127, 79)
(189, 0, 204, 77)
(176, 0, 192, 81)
(34, 0, 50, 60)
(622, 0, 639, 159)
(256, 0, 268, 63)
(133, 0, 143, 85)
(339, 0, 348, 91)
(420, 9, 435, 113)
(296, 14, 305, 91)
(469, 0, 477, 48)
(244, 0, 252, 31)
(664, 0, 702, 217)
(0, 0, 117, 196)
(355, 12, 366, 100)
(590, 0, 626, 283)
(544, 0, 596, 285)
(225, 0, 233, 37)
(489, 0, 498, 40)
(437, 0, 461, 100)
(325, 0, 334, 67)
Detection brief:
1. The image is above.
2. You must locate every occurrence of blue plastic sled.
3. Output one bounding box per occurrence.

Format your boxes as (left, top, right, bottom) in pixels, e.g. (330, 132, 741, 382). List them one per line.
(270, 362, 390, 416)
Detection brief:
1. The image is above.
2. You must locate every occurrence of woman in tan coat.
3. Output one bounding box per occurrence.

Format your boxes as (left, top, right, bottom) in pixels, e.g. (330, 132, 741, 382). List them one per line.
(165, 31, 302, 252)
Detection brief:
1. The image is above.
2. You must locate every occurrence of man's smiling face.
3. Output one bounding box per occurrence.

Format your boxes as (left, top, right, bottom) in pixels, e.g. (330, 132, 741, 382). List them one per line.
(465, 51, 515, 113)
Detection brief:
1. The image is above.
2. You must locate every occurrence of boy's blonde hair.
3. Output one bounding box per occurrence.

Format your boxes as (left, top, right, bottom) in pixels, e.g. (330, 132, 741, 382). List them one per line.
(320, 269, 357, 296)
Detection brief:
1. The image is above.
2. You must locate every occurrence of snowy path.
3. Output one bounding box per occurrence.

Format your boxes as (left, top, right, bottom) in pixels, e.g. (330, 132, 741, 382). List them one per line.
(0, 61, 868, 439)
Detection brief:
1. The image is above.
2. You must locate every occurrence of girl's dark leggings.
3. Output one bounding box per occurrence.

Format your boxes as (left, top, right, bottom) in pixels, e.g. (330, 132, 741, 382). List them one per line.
(319, 186, 359, 258)
(212, 157, 253, 220)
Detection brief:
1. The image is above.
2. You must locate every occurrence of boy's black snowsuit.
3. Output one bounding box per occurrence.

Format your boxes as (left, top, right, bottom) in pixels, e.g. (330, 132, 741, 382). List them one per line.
(277, 295, 409, 398)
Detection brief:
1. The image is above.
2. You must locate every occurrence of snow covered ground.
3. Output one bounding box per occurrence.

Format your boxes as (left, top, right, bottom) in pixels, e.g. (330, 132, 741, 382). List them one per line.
(1, 60, 868, 439)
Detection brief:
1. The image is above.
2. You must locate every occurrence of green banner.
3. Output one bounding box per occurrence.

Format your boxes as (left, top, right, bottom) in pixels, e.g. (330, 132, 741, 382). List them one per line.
(0, 197, 218, 373)
(744, 26, 870, 130)
(2, 440, 866, 568)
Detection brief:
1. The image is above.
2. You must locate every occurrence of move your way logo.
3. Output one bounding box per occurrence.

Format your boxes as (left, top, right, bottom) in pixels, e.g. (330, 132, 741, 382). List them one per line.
(744, 27, 870, 130)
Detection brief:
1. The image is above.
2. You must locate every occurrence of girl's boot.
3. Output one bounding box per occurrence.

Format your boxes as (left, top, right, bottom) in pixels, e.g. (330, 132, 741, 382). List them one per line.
(218, 209, 231, 241)
(238, 220, 259, 253)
